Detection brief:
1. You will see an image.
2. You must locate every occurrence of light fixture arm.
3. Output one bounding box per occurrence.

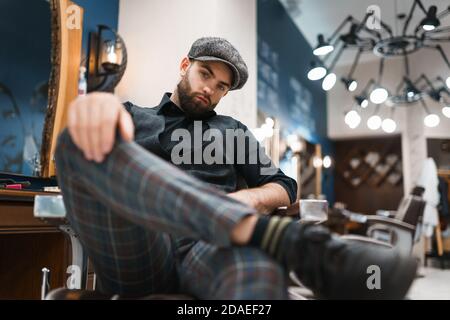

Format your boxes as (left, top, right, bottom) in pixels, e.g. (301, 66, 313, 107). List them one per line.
(415, 0, 429, 15)
(327, 15, 354, 44)
(419, 97, 431, 114)
(437, 5, 450, 19)
(434, 45, 450, 69)
(418, 74, 436, 91)
(377, 57, 385, 84)
(361, 78, 376, 95)
(347, 48, 363, 78)
(406, 0, 429, 36)
(403, 0, 418, 35)
(326, 42, 346, 71)
(403, 50, 410, 77)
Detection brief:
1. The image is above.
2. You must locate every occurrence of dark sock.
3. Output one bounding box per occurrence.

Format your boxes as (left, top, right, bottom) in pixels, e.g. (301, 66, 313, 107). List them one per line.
(248, 216, 297, 265)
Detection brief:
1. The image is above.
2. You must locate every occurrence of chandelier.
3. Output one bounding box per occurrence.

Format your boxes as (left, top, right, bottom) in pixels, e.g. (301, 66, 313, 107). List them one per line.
(307, 0, 450, 132)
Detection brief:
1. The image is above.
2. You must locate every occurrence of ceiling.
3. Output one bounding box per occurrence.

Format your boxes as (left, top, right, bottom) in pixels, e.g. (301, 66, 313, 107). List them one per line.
(279, 0, 450, 66)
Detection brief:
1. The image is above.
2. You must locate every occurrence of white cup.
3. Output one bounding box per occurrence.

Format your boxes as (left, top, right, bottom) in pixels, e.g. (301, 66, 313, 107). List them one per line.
(299, 199, 328, 222)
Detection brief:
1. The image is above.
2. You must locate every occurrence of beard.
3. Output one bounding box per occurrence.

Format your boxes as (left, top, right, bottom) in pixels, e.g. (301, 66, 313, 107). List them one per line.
(176, 74, 217, 120)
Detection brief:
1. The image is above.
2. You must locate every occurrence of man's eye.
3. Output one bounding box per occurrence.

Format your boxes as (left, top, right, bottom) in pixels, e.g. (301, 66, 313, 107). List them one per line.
(201, 71, 209, 79)
(218, 85, 225, 91)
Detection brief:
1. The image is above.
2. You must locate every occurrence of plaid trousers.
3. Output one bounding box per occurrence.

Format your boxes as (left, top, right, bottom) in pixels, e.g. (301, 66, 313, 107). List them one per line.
(54, 129, 288, 299)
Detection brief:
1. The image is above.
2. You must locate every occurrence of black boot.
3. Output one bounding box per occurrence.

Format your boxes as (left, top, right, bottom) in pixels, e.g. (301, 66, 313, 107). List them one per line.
(282, 223, 418, 300)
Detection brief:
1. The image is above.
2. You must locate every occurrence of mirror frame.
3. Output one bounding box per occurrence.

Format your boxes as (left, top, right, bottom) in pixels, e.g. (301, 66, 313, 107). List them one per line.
(40, 0, 83, 177)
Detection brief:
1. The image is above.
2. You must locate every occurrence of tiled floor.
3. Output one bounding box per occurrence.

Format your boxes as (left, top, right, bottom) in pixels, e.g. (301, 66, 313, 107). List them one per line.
(407, 267, 450, 300)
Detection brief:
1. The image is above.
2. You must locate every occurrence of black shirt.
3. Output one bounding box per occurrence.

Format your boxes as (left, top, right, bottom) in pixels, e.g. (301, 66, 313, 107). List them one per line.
(123, 93, 297, 204)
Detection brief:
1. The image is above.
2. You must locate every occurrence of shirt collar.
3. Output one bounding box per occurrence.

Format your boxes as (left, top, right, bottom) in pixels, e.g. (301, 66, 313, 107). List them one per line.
(156, 93, 177, 115)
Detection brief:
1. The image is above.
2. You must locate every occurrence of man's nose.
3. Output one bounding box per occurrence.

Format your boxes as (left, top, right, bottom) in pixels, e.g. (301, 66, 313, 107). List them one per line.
(203, 86, 214, 96)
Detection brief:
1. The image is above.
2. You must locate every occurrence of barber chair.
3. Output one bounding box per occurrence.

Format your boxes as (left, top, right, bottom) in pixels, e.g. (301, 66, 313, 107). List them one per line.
(337, 187, 426, 256)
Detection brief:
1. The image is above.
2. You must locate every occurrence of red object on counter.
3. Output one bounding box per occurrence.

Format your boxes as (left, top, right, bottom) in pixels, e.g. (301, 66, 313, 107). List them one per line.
(5, 184, 22, 190)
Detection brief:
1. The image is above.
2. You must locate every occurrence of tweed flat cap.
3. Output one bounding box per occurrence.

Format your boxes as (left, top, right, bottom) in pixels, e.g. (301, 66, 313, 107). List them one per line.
(188, 37, 248, 90)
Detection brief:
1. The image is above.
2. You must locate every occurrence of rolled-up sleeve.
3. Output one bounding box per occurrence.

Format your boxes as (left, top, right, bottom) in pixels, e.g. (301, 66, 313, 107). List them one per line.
(234, 122, 298, 204)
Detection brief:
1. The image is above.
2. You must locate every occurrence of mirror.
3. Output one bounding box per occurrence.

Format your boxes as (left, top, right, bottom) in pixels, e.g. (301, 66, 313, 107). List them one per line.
(0, 0, 51, 176)
(0, 0, 83, 178)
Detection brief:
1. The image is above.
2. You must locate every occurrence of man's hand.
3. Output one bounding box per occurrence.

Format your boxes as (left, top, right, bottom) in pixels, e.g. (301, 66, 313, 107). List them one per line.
(67, 92, 134, 163)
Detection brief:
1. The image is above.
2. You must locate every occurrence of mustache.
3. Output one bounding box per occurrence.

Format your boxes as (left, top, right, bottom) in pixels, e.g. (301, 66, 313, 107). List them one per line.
(194, 94, 211, 105)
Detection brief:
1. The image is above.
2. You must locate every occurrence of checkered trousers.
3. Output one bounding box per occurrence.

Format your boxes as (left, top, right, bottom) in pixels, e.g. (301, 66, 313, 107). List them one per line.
(54, 130, 288, 299)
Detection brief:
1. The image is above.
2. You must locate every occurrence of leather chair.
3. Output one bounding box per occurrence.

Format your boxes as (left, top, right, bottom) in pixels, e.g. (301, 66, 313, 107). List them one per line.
(338, 187, 426, 255)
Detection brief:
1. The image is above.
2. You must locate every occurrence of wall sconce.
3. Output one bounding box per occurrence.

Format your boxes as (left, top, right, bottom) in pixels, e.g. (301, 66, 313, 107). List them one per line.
(87, 25, 127, 93)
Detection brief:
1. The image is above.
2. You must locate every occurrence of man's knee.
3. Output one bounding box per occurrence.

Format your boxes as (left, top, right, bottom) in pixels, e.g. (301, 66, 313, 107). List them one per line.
(55, 128, 79, 161)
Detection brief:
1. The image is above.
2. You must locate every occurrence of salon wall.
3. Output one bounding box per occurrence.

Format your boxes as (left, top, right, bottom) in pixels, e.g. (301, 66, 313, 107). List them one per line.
(116, 0, 257, 128)
(257, 0, 335, 203)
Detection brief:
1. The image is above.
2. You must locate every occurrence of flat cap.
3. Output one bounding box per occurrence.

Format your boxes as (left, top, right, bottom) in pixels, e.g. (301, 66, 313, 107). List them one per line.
(188, 37, 248, 90)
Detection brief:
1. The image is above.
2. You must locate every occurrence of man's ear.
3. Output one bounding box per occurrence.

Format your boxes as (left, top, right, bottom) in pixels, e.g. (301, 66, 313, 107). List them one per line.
(180, 57, 191, 76)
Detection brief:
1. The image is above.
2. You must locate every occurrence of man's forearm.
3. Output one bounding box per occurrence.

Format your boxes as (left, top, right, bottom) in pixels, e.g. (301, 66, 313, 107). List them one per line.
(228, 182, 291, 214)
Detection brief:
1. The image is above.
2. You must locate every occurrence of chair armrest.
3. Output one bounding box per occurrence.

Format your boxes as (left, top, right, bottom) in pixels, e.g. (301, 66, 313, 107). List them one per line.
(365, 216, 415, 232)
(340, 234, 393, 248)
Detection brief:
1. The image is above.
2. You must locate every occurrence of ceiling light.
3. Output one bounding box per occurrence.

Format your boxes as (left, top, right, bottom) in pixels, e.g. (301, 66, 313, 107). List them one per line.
(313, 34, 334, 56)
(355, 95, 368, 108)
(322, 73, 337, 91)
(367, 115, 382, 130)
(345, 110, 361, 128)
(442, 106, 450, 118)
(307, 62, 327, 80)
(424, 113, 440, 127)
(420, 6, 440, 31)
(370, 87, 389, 104)
(446, 76, 450, 89)
(265, 117, 274, 128)
(381, 118, 396, 133)
(342, 78, 358, 92)
(323, 155, 332, 169)
(313, 156, 323, 168)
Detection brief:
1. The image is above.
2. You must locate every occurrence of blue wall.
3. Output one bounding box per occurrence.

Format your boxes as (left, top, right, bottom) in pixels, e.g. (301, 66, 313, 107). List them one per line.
(257, 0, 335, 203)
(0, 0, 119, 176)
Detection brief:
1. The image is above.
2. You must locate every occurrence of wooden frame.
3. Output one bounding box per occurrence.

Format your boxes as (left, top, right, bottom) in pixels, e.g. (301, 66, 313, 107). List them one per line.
(40, 0, 83, 177)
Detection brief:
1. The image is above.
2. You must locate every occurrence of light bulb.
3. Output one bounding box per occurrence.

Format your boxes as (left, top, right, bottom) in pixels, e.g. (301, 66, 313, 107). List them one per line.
(261, 123, 274, 138)
(313, 156, 323, 168)
(424, 114, 440, 127)
(265, 117, 274, 128)
(348, 80, 358, 92)
(322, 73, 337, 91)
(313, 45, 334, 56)
(446, 76, 450, 89)
(442, 106, 450, 118)
(345, 110, 361, 128)
(106, 49, 117, 63)
(367, 115, 382, 130)
(361, 99, 368, 108)
(323, 155, 332, 168)
(307, 67, 327, 80)
(382, 118, 396, 133)
(370, 87, 389, 104)
(422, 24, 436, 31)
